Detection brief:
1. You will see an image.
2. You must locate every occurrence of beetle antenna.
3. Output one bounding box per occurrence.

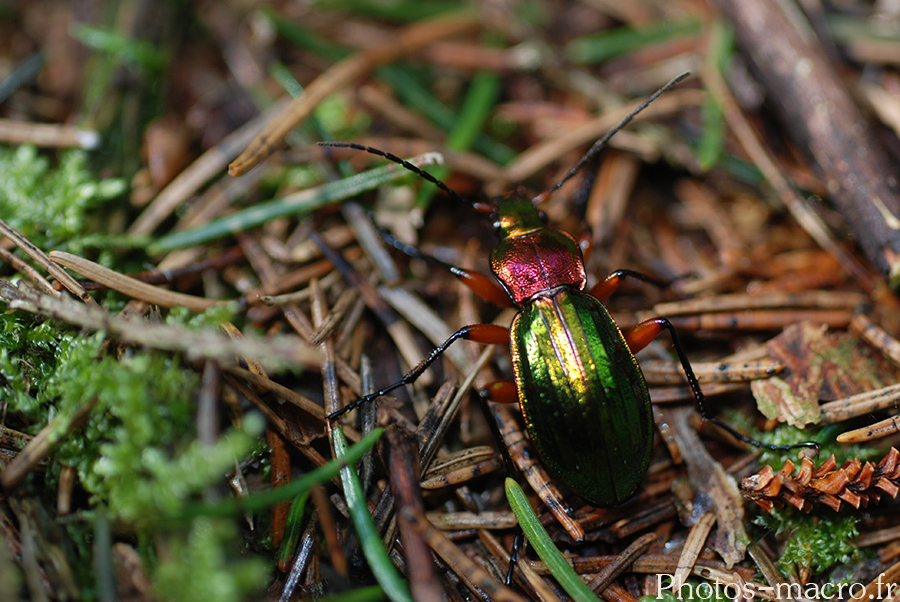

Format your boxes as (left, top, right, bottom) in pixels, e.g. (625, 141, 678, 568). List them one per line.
(533, 72, 690, 205)
(318, 141, 472, 207)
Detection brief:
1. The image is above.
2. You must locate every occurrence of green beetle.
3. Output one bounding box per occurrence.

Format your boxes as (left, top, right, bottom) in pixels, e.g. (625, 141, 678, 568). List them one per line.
(325, 73, 813, 507)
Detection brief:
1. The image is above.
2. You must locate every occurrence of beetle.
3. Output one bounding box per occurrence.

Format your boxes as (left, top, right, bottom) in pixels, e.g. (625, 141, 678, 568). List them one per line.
(324, 74, 814, 507)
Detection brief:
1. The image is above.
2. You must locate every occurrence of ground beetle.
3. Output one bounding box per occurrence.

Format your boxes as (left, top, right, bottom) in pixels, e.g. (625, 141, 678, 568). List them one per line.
(324, 73, 813, 507)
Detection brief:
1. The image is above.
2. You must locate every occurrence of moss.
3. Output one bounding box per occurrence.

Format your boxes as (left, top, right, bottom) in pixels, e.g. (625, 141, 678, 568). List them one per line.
(0, 312, 67, 421)
(756, 423, 883, 469)
(0, 145, 126, 253)
(8, 323, 259, 524)
(152, 517, 268, 602)
(754, 510, 859, 577)
(0, 307, 266, 598)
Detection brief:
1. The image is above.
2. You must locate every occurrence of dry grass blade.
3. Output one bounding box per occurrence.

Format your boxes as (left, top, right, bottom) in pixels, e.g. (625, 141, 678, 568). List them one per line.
(401, 506, 528, 602)
(228, 13, 479, 176)
(0, 219, 91, 303)
(1, 399, 98, 489)
(49, 250, 231, 311)
(0, 118, 98, 148)
(0, 279, 320, 370)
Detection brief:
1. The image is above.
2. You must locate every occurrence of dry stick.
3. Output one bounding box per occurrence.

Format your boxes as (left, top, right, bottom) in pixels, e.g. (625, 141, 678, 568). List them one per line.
(672, 512, 716, 591)
(383, 428, 443, 602)
(0, 247, 57, 296)
(640, 359, 784, 385)
(851, 314, 900, 369)
(420, 446, 503, 489)
(0, 118, 99, 149)
(650, 290, 867, 317)
(308, 288, 360, 346)
(856, 524, 900, 548)
(1, 399, 98, 489)
(0, 219, 91, 303)
(400, 506, 529, 602)
(312, 485, 347, 577)
(747, 542, 799, 602)
(709, 0, 900, 289)
(309, 230, 430, 383)
(0, 279, 320, 371)
(48, 251, 231, 312)
(586, 532, 657, 593)
(224, 375, 330, 470)
(425, 510, 516, 530)
(312, 279, 341, 442)
(818, 382, 900, 424)
(228, 12, 480, 177)
(838, 415, 900, 443)
(702, 63, 872, 291)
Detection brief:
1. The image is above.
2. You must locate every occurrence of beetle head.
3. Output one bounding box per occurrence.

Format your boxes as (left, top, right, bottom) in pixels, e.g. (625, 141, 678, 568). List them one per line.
(492, 190, 547, 239)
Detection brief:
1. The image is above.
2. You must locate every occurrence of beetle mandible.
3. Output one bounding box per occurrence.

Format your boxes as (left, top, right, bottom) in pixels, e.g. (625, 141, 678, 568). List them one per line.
(324, 73, 814, 507)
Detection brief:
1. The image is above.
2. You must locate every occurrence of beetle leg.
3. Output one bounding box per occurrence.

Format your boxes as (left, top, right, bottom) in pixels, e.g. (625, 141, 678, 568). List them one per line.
(329, 324, 510, 421)
(481, 380, 518, 404)
(589, 268, 670, 301)
(625, 317, 819, 452)
(450, 267, 514, 307)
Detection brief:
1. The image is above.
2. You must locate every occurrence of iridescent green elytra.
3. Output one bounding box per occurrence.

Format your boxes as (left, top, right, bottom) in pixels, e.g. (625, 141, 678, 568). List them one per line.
(511, 288, 653, 506)
(325, 74, 814, 511)
(324, 76, 705, 508)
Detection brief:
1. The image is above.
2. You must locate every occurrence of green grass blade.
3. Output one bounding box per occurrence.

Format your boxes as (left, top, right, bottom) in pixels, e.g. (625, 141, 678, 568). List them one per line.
(566, 19, 701, 64)
(320, 585, 388, 602)
(446, 69, 502, 151)
(505, 478, 600, 602)
(698, 19, 733, 170)
(314, 0, 462, 22)
(415, 68, 502, 208)
(378, 66, 516, 165)
(148, 156, 441, 254)
(261, 11, 515, 165)
(179, 428, 383, 519)
(333, 427, 413, 602)
(276, 491, 311, 570)
(260, 8, 347, 62)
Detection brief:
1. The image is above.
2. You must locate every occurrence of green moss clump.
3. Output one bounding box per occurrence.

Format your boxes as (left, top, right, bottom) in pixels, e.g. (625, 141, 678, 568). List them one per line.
(0, 145, 126, 252)
(0, 310, 266, 600)
(754, 511, 859, 577)
(152, 517, 268, 602)
(0, 312, 66, 419)
(755, 423, 884, 470)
